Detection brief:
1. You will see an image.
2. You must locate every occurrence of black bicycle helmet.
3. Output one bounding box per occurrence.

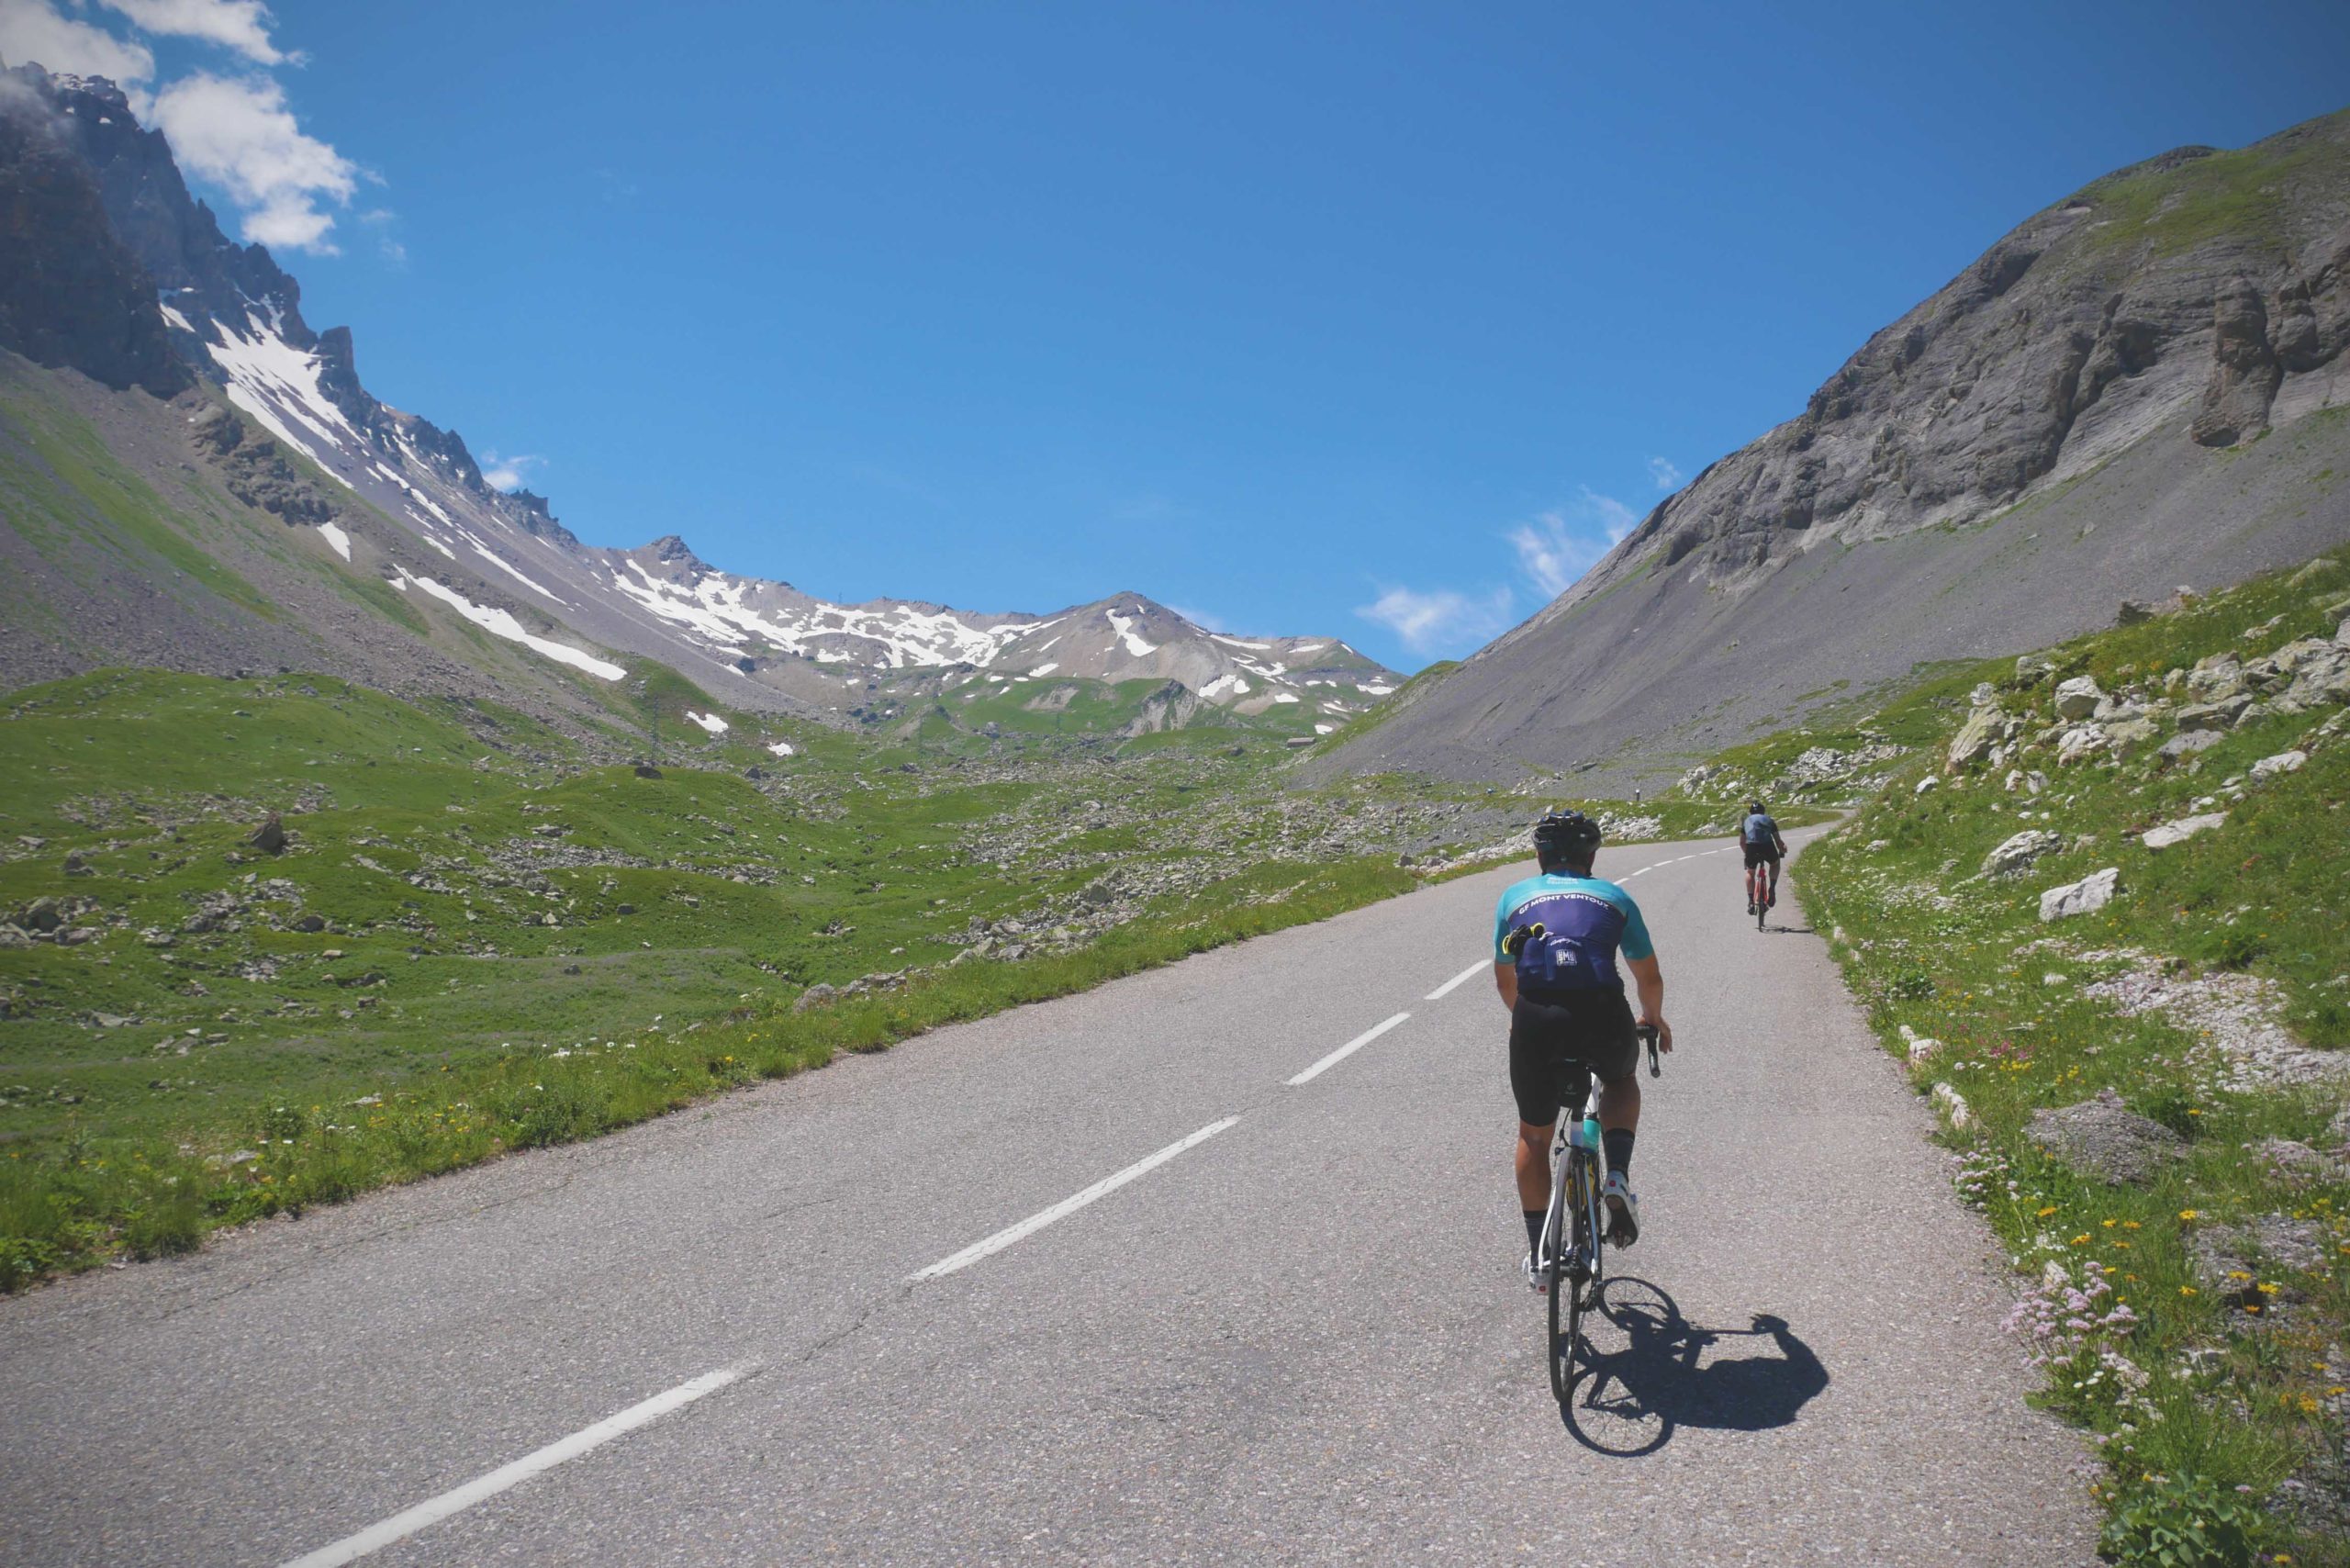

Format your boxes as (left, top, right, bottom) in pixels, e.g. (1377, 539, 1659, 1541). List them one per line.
(1532, 807, 1602, 864)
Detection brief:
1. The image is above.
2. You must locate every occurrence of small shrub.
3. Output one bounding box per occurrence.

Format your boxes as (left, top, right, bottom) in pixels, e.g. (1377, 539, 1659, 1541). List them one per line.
(1886, 969, 1936, 1002)
(2098, 1472, 2265, 1567)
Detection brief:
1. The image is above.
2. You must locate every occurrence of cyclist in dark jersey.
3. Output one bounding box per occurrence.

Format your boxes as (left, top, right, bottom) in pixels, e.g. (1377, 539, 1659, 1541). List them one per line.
(1740, 800, 1788, 913)
(1494, 809, 1673, 1291)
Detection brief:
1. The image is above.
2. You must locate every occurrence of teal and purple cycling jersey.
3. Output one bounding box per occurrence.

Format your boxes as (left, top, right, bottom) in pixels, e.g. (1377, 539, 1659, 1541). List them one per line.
(1492, 871, 1653, 994)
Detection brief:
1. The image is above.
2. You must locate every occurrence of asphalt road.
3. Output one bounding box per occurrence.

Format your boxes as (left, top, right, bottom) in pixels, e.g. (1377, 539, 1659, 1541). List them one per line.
(0, 828, 2098, 1566)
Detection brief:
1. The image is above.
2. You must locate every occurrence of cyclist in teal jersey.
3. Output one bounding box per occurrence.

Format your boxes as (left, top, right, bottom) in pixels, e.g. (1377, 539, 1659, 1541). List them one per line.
(1494, 809, 1673, 1290)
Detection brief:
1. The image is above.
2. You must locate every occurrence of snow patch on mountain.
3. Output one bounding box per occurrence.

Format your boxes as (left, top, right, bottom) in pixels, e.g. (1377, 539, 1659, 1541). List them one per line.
(204, 308, 361, 485)
(1104, 606, 1158, 657)
(396, 570, 624, 681)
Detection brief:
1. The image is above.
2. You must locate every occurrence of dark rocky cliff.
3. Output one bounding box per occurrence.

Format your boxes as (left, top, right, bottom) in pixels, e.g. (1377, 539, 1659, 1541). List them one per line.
(0, 70, 184, 396)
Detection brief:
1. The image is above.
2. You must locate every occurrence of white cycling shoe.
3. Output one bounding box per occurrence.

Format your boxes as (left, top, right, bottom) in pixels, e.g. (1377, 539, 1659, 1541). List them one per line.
(1604, 1172, 1641, 1248)
(1522, 1249, 1548, 1294)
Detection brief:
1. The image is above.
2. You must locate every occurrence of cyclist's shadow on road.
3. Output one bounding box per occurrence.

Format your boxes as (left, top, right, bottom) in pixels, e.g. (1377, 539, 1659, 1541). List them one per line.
(1556, 1277, 1827, 1457)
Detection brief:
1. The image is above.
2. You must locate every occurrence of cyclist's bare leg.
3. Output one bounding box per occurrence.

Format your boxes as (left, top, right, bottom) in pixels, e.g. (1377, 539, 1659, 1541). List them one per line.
(1597, 1072, 1641, 1137)
(1767, 861, 1782, 904)
(1515, 1119, 1554, 1209)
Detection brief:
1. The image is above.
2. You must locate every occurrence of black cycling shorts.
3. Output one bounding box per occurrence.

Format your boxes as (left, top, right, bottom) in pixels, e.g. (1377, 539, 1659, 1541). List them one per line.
(1508, 988, 1639, 1126)
(1743, 844, 1781, 868)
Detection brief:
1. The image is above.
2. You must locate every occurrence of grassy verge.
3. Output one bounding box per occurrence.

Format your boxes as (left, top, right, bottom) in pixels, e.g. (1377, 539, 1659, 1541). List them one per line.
(1, 852, 1414, 1290)
(1799, 554, 2350, 1565)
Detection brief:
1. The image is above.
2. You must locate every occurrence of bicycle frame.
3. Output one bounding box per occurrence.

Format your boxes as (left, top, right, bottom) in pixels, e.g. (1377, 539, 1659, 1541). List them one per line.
(1540, 1081, 1609, 1284)
(1543, 1025, 1661, 1400)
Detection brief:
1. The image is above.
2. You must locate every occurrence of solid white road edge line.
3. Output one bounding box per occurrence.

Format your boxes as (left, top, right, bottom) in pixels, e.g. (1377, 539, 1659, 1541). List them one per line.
(1425, 959, 1489, 1001)
(912, 1117, 1240, 1282)
(278, 1364, 754, 1568)
(1286, 1012, 1411, 1088)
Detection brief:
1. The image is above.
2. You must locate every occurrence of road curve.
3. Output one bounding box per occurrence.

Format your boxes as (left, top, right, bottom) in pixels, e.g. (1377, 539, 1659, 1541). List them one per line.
(0, 828, 2098, 1566)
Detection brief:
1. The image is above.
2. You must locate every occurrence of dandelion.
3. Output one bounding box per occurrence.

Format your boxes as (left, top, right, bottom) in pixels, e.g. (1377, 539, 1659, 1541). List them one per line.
(2038, 1205, 2058, 1217)
(2180, 1209, 2199, 1221)
(2180, 1286, 2198, 1296)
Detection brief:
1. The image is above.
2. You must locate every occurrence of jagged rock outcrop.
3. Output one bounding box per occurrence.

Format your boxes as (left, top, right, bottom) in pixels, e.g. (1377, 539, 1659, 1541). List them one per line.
(1319, 107, 2350, 788)
(0, 69, 185, 396)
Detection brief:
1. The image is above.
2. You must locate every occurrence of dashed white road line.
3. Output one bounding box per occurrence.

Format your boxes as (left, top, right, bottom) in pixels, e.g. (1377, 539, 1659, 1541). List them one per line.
(279, 1364, 755, 1568)
(912, 1117, 1240, 1282)
(1425, 960, 1489, 1001)
(1286, 1012, 1411, 1087)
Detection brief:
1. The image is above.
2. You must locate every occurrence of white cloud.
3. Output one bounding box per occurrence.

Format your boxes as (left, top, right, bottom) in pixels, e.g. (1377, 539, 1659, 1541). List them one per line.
(1648, 456, 1684, 491)
(0, 0, 156, 95)
(480, 450, 544, 492)
(97, 0, 288, 65)
(150, 71, 354, 252)
(1506, 487, 1639, 599)
(1355, 585, 1516, 656)
(1166, 603, 1229, 633)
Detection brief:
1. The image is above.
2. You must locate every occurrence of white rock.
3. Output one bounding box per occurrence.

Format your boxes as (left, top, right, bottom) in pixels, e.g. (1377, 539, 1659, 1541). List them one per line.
(2251, 749, 2308, 781)
(2053, 677, 2105, 720)
(2055, 725, 2109, 766)
(2141, 812, 2227, 851)
(1983, 829, 2063, 878)
(1931, 1082, 1975, 1131)
(1915, 777, 1939, 795)
(1907, 1036, 1943, 1065)
(2039, 867, 2120, 922)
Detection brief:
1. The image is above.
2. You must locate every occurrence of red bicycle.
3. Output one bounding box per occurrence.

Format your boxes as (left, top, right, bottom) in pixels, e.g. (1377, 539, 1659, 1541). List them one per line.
(1745, 859, 1775, 929)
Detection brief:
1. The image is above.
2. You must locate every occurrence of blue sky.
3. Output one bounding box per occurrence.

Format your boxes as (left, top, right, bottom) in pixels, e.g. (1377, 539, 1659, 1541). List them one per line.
(10, 2, 2350, 669)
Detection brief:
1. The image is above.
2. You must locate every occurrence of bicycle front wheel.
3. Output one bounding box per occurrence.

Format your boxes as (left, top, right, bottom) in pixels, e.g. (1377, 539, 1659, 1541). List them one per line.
(1545, 1170, 1573, 1403)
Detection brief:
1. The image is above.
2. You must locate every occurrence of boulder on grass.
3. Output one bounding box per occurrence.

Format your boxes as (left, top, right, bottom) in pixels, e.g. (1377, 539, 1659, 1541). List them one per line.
(2026, 1088, 2184, 1184)
(1982, 830, 2063, 879)
(2157, 729, 2224, 762)
(2039, 867, 2119, 922)
(1945, 707, 2004, 772)
(2141, 812, 2226, 851)
(2053, 677, 2106, 721)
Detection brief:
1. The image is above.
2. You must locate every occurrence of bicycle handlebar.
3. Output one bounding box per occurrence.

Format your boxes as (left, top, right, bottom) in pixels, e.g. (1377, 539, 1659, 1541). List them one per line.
(1636, 1022, 1661, 1078)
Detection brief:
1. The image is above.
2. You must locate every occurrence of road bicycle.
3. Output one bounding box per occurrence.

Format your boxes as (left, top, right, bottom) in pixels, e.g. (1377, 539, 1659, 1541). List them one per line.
(1744, 858, 1776, 930)
(1540, 1023, 1662, 1402)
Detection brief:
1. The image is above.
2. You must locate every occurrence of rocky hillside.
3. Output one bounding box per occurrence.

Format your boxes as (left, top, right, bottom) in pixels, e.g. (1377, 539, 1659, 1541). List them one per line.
(0, 62, 1393, 739)
(1317, 106, 2350, 790)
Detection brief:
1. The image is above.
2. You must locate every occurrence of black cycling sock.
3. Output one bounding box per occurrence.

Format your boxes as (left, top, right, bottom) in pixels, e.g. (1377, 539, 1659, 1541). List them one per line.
(1603, 1128, 1635, 1180)
(1523, 1209, 1545, 1251)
